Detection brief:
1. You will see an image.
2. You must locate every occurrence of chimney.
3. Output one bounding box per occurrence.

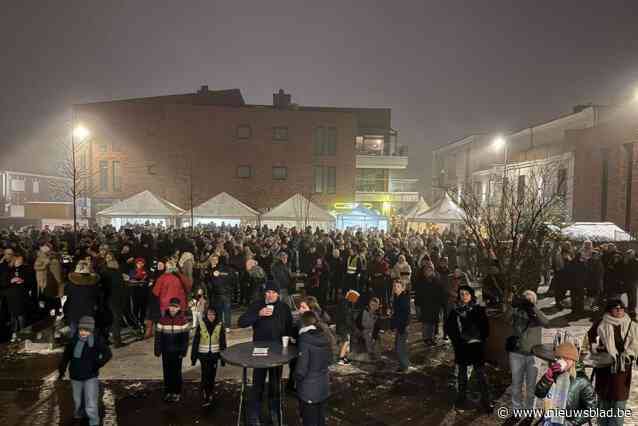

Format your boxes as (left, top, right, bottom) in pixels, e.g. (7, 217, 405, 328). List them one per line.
(198, 85, 209, 95)
(273, 89, 292, 109)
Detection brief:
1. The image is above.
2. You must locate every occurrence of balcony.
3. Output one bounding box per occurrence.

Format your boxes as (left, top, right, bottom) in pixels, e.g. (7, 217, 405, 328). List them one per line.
(355, 178, 419, 203)
(355, 132, 408, 169)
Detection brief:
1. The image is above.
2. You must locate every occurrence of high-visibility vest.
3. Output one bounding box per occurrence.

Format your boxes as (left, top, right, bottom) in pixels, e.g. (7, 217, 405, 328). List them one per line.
(198, 320, 222, 354)
(347, 256, 358, 274)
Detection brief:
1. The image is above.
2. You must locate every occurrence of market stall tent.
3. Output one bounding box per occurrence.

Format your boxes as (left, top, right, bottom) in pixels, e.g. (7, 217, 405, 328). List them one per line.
(404, 196, 430, 219)
(409, 193, 466, 224)
(336, 204, 388, 232)
(96, 190, 185, 228)
(561, 222, 633, 242)
(260, 193, 335, 230)
(182, 192, 259, 227)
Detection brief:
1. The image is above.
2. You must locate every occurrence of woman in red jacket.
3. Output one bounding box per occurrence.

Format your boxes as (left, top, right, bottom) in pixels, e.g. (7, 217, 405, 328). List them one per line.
(152, 260, 192, 313)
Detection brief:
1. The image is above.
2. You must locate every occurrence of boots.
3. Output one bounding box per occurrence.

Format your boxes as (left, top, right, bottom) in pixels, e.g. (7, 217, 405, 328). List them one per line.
(144, 320, 154, 339)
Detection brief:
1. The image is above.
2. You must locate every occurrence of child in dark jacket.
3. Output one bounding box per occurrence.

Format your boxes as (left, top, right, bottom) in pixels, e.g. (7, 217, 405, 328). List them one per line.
(155, 297, 190, 402)
(191, 306, 227, 406)
(296, 311, 331, 426)
(391, 279, 411, 372)
(58, 316, 112, 426)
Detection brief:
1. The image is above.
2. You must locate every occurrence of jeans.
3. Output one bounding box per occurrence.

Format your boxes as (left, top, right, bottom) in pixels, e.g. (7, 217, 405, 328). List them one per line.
(215, 300, 232, 329)
(299, 400, 326, 426)
(162, 353, 183, 395)
(395, 331, 409, 370)
(250, 367, 282, 425)
(599, 400, 628, 426)
(71, 378, 100, 426)
(509, 352, 538, 410)
(422, 320, 436, 340)
(200, 355, 219, 395)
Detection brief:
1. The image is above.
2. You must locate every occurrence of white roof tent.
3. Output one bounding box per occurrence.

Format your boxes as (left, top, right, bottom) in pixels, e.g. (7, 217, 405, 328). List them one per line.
(403, 196, 430, 219)
(561, 222, 634, 242)
(261, 193, 335, 230)
(96, 190, 185, 229)
(182, 192, 259, 226)
(408, 193, 466, 224)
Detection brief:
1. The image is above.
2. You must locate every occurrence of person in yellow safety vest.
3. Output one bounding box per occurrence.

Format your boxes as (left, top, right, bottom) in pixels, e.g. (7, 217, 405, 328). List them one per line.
(345, 248, 360, 293)
(191, 306, 227, 406)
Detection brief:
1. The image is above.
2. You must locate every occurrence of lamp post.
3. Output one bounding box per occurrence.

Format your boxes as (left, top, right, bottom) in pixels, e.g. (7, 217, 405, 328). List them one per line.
(492, 135, 508, 203)
(71, 124, 90, 243)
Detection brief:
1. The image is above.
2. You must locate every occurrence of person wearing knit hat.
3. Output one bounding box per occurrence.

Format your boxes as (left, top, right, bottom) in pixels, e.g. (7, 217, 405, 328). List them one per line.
(59, 315, 112, 426)
(535, 342, 596, 426)
(238, 270, 293, 425)
(587, 298, 638, 425)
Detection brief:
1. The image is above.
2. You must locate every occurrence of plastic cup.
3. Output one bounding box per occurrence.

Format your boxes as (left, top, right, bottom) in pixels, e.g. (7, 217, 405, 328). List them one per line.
(282, 336, 290, 348)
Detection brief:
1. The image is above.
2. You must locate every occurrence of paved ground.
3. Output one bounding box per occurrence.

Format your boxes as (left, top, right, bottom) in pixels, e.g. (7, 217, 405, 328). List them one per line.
(1, 291, 637, 425)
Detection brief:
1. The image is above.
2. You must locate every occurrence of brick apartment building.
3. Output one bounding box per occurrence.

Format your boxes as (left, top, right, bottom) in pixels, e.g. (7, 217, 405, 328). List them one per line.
(432, 102, 638, 232)
(74, 87, 415, 217)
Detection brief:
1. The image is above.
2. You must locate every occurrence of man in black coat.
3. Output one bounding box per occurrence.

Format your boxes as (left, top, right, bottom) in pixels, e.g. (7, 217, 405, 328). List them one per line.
(238, 281, 293, 426)
(414, 261, 445, 344)
(295, 311, 331, 426)
(204, 254, 237, 331)
(391, 279, 411, 373)
(65, 260, 100, 338)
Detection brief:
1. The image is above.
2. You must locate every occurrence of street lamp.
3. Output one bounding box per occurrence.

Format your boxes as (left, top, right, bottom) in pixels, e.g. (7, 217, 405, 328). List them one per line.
(492, 135, 508, 201)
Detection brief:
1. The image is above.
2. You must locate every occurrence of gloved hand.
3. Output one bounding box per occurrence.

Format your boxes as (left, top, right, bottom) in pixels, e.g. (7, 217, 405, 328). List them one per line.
(544, 362, 563, 383)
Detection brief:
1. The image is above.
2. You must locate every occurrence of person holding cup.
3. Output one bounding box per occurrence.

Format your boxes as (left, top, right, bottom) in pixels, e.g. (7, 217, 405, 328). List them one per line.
(238, 280, 293, 426)
(534, 342, 596, 426)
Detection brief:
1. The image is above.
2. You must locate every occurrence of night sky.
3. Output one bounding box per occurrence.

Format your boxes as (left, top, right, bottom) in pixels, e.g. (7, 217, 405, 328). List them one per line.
(2, 0, 638, 194)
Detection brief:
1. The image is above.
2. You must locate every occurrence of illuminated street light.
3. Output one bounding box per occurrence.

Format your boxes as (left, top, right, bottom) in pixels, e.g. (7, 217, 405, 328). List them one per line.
(492, 135, 506, 151)
(73, 125, 90, 141)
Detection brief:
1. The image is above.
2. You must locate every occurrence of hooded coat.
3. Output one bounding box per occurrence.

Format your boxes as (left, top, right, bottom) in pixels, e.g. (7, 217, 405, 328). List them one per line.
(65, 272, 100, 323)
(295, 327, 331, 404)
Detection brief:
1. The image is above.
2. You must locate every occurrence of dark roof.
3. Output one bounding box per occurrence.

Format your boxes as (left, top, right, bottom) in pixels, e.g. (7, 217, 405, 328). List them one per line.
(78, 88, 245, 107)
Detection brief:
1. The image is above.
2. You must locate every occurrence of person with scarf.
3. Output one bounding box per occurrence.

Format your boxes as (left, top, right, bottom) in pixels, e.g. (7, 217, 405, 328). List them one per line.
(191, 306, 227, 406)
(508, 290, 550, 417)
(588, 299, 638, 426)
(535, 343, 596, 426)
(155, 297, 190, 402)
(58, 316, 112, 426)
(444, 285, 492, 412)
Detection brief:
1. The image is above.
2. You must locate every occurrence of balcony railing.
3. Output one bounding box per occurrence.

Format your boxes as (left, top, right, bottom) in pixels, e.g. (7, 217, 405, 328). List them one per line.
(355, 145, 408, 157)
(355, 178, 418, 193)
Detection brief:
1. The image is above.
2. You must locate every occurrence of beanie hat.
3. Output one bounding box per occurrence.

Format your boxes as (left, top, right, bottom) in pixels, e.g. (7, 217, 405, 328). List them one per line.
(78, 316, 95, 332)
(135, 257, 145, 265)
(169, 297, 181, 307)
(605, 299, 626, 312)
(264, 281, 280, 293)
(458, 285, 475, 299)
(554, 343, 579, 362)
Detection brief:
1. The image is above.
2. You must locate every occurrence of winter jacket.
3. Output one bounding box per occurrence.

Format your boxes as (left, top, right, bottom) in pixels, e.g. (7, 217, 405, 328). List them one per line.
(238, 299, 293, 342)
(391, 262, 412, 289)
(445, 302, 489, 366)
(65, 273, 100, 323)
(154, 312, 190, 357)
(391, 292, 410, 334)
(59, 334, 112, 381)
(535, 365, 596, 426)
(204, 265, 237, 303)
(152, 272, 192, 313)
(335, 299, 357, 338)
(414, 271, 446, 322)
(510, 298, 550, 355)
(5, 264, 31, 316)
(271, 260, 294, 294)
(295, 327, 331, 404)
(191, 318, 227, 365)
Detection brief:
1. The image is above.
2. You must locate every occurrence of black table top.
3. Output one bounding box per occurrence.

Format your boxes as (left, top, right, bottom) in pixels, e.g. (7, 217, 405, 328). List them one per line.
(221, 341, 298, 369)
(531, 344, 613, 367)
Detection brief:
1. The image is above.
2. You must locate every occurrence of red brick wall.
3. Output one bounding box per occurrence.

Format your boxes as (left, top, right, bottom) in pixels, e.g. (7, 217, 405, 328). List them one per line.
(75, 102, 358, 212)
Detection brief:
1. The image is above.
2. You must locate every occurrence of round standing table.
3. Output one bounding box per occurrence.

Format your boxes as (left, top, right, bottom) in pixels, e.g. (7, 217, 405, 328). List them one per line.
(221, 341, 298, 426)
(531, 343, 613, 367)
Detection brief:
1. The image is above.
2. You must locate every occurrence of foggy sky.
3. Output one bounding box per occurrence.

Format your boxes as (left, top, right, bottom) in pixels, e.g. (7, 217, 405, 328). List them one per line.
(2, 0, 638, 194)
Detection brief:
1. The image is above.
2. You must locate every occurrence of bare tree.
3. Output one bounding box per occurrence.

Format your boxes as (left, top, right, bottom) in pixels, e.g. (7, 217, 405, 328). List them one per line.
(50, 140, 98, 238)
(454, 160, 568, 308)
(292, 192, 313, 230)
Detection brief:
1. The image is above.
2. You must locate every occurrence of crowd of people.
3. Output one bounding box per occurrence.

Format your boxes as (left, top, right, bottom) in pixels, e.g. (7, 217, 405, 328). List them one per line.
(0, 223, 637, 425)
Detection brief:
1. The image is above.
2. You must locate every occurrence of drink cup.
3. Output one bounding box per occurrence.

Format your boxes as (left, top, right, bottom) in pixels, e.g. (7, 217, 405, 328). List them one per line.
(282, 336, 290, 348)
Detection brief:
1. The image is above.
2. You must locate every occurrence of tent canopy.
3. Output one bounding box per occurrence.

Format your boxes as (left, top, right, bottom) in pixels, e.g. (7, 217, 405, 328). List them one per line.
(409, 193, 465, 224)
(96, 190, 184, 217)
(561, 222, 634, 242)
(184, 192, 259, 220)
(336, 204, 388, 231)
(261, 193, 334, 223)
(404, 196, 430, 218)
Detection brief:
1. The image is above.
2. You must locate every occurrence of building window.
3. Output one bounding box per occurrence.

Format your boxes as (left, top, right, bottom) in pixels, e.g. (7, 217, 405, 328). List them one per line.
(326, 166, 336, 194)
(33, 180, 40, 194)
(314, 127, 337, 156)
(272, 166, 287, 180)
(517, 175, 526, 202)
(99, 160, 108, 191)
(112, 161, 121, 191)
(98, 143, 108, 153)
(601, 148, 609, 221)
(557, 168, 567, 197)
(236, 124, 252, 140)
(314, 166, 324, 193)
(356, 135, 385, 155)
(237, 165, 252, 178)
(272, 127, 289, 143)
